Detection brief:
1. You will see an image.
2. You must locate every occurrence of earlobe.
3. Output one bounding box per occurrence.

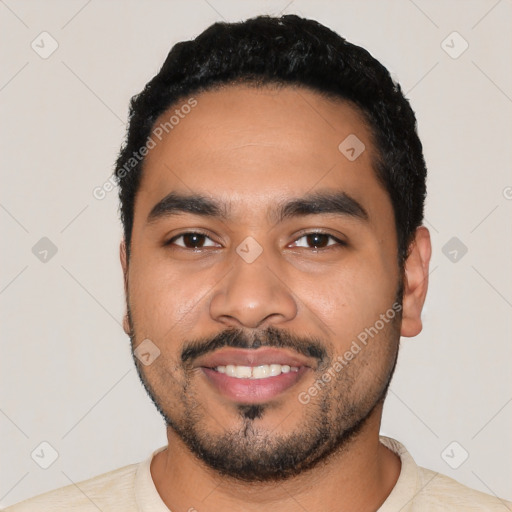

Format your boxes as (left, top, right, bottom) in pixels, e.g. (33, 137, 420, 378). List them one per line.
(400, 226, 432, 338)
(123, 313, 131, 337)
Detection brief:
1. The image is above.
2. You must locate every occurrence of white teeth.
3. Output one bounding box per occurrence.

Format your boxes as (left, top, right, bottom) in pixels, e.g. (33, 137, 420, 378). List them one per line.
(214, 364, 300, 379)
(235, 365, 252, 378)
(252, 365, 270, 379)
(269, 364, 281, 376)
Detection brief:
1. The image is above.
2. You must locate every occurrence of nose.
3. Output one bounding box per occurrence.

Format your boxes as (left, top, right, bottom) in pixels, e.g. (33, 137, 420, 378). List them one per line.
(209, 248, 298, 329)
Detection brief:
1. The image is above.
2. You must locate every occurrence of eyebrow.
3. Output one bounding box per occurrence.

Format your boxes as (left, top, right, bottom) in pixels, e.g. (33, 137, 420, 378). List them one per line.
(146, 190, 369, 225)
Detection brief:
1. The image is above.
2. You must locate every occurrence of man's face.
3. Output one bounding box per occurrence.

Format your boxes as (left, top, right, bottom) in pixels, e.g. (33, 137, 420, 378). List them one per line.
(122, 85, 404, 481)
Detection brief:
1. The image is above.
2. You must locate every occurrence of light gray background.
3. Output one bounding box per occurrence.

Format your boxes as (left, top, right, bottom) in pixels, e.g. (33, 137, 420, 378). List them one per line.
(1, 0, 511, 507)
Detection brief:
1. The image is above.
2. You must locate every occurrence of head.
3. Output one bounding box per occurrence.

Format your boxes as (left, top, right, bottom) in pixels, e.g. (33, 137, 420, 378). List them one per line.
(115, 15, 431, 482)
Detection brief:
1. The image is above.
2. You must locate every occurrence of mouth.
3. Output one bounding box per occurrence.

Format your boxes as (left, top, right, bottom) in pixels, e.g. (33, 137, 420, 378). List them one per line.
(195, 347, 315, 404)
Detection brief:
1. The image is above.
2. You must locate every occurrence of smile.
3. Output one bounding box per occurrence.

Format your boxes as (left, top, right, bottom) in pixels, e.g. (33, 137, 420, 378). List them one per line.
(194, 347, 315, 403)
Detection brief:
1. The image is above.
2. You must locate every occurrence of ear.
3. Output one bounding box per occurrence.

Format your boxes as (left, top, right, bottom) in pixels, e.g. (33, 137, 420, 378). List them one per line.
(120, 239, 131, 336)
(400, 226, 431, 337)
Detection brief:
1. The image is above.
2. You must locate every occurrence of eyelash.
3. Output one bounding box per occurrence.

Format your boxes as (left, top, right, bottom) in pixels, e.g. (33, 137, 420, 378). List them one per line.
(164, 231, 347, 251)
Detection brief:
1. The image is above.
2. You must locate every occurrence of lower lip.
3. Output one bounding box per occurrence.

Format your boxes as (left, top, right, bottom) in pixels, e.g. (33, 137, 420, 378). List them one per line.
(201, 367, 309, 403)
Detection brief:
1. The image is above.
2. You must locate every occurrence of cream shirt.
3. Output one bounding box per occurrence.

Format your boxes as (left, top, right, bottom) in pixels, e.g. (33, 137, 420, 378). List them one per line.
(4, 437, 511, 511)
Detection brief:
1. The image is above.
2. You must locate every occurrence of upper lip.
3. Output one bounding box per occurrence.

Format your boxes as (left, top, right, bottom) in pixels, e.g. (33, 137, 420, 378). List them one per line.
(194, 347, 316, 369)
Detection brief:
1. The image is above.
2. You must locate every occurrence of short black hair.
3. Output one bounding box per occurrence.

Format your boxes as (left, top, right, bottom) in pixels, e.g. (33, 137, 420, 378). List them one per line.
(114, 14, 427, 266)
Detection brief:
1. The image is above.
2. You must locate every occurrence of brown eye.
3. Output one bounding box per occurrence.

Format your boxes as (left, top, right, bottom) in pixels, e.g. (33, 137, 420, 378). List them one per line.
(167, 232, 219, 249)
(182, 233, 206, 248)
(305, 233, 330, 248)
(290, 232, 345, 250)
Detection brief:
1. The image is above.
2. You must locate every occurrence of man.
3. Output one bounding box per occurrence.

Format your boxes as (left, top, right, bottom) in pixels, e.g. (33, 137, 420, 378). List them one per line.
(6, 14, 510, 512)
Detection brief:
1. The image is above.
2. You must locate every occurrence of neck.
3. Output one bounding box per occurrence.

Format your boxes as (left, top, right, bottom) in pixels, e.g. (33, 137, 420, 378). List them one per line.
(150, 405, 401, 512)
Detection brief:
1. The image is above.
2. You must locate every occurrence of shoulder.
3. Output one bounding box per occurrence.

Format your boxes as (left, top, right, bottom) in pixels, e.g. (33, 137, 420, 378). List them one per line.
(414, 466, 512, 511)
(378, 436, 511, 511)
(3, 463, 139, 512)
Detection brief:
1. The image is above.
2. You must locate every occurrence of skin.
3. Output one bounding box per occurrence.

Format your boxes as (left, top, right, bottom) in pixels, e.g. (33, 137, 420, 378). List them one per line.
(120, 84, 431, 512)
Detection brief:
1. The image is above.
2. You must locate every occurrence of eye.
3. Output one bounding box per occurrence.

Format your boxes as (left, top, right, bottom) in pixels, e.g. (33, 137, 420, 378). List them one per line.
(289, 232, 346, 250)
(166, 232, 220, 249)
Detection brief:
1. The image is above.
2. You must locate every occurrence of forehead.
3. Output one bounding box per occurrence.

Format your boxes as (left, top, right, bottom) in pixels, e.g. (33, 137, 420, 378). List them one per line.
(134, 84, 391, 226)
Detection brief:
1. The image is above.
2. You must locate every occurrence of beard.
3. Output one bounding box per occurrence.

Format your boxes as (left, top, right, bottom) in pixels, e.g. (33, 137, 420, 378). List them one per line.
(126, 291, 402, 483)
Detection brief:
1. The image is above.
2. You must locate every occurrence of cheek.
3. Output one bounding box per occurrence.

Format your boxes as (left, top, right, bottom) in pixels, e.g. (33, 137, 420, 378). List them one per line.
(128, 258, 207, 334)
(299, 254, 398, 346)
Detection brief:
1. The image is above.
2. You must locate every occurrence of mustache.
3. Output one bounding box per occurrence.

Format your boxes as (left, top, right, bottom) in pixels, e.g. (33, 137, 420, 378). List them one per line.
(181, 326, 328, 366)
